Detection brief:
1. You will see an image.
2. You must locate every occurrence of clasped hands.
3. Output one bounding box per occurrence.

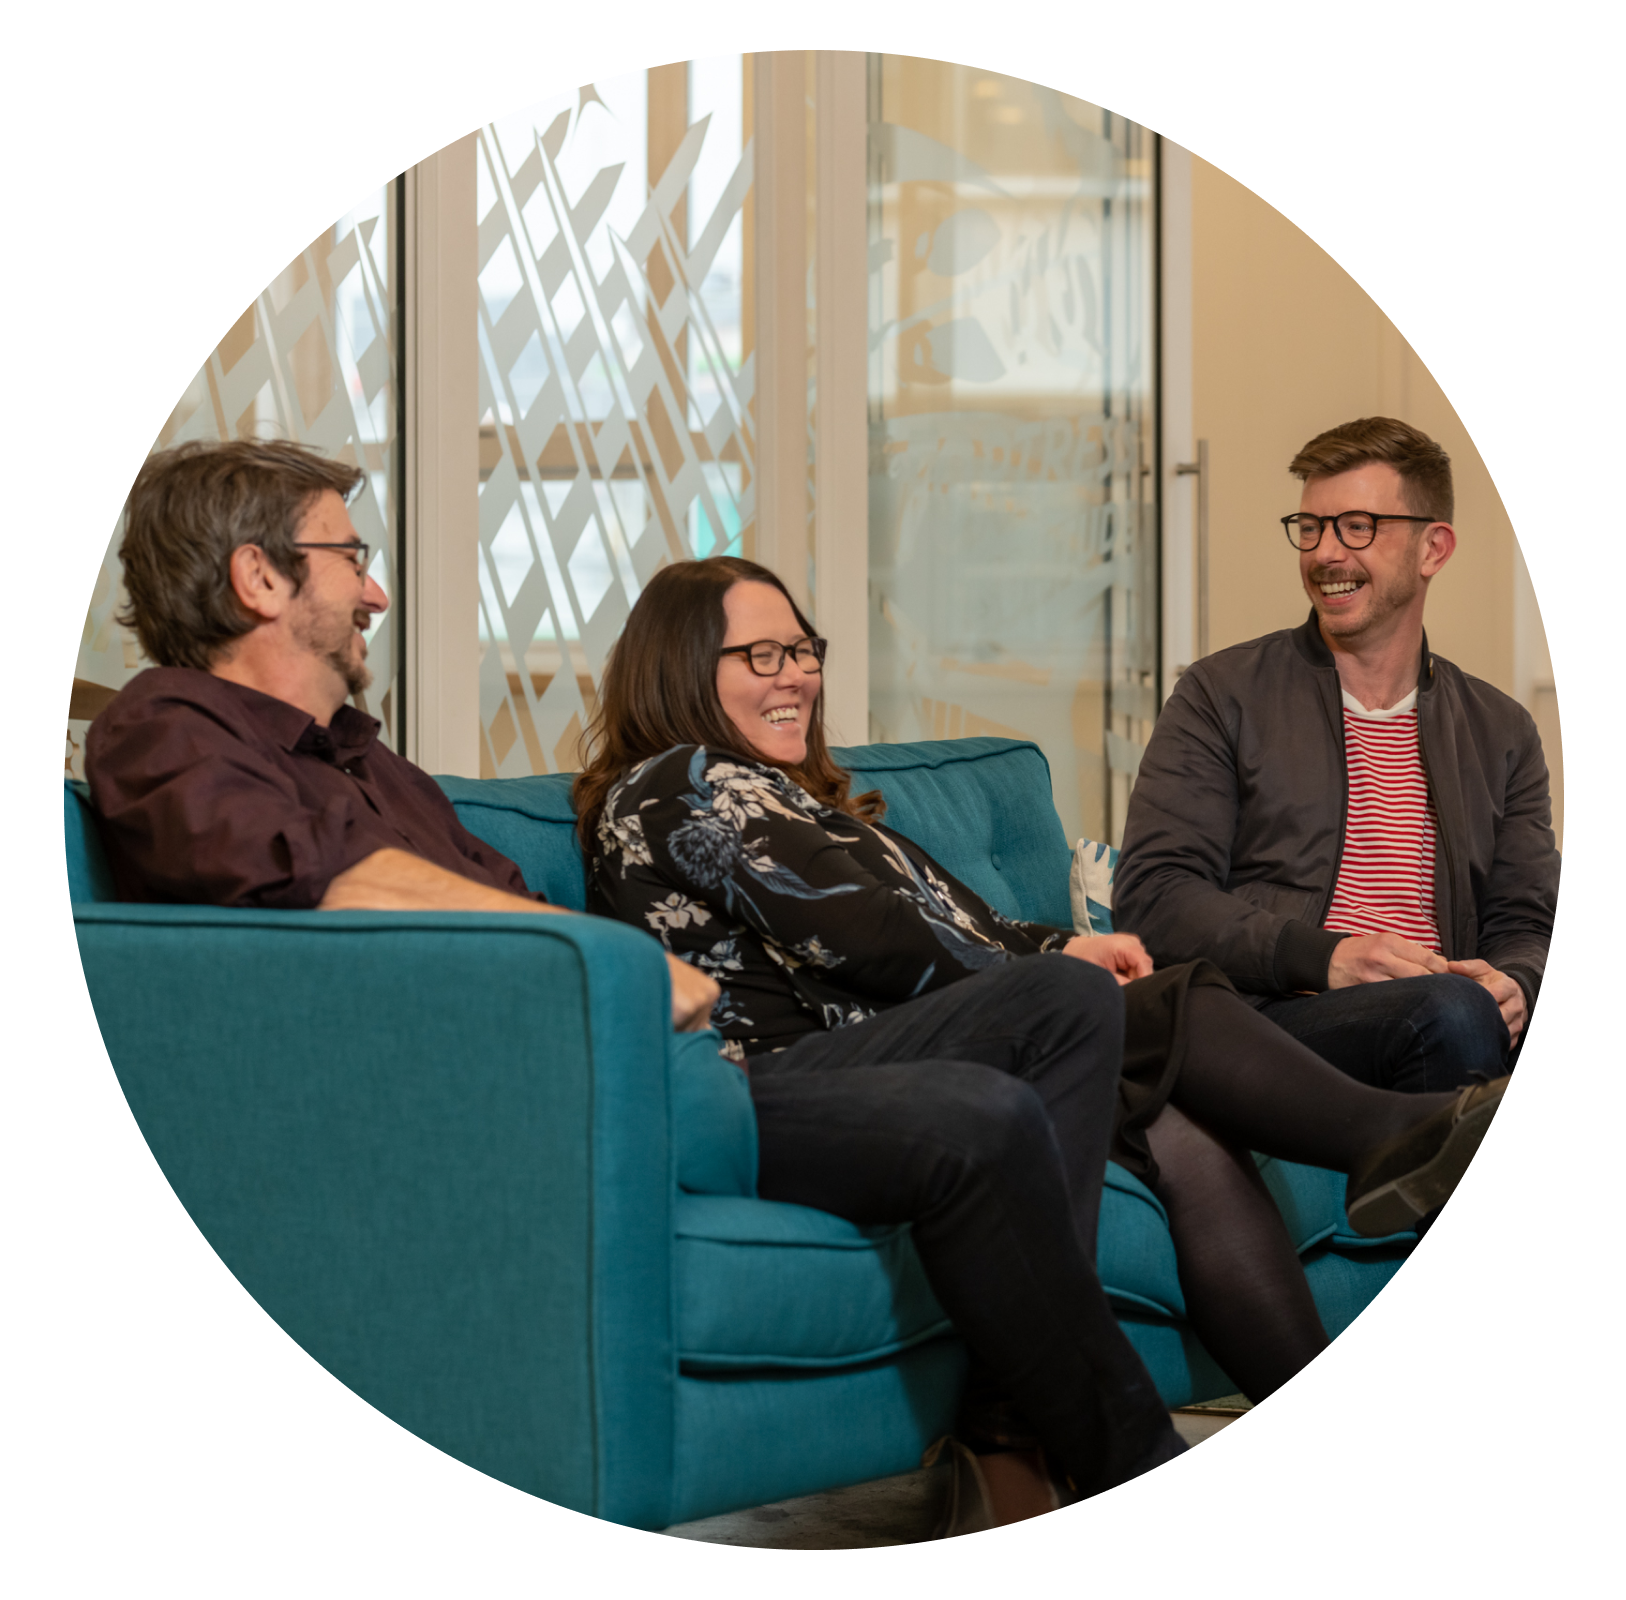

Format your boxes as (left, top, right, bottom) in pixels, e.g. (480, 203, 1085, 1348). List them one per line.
(1061, 932, 1154, 986)
(1327, 931, 1526, 1042)
(1059, 927, 1528, 1045)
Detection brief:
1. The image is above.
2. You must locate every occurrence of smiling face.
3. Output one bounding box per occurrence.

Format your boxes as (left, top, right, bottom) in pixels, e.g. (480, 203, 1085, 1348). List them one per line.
(287, 490, 387, 697)
(715, 580, 822, 765)
(1298, 462, 1453, 646)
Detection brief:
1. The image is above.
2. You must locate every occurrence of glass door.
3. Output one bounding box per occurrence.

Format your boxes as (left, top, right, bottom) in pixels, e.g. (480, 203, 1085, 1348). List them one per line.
(866, 57, 1157, 846)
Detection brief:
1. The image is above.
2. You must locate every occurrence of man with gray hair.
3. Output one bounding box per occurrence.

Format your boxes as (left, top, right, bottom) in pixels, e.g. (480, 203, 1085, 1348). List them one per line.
(86, 437, 720, 1030)
(1114, 417, 1558, 1094)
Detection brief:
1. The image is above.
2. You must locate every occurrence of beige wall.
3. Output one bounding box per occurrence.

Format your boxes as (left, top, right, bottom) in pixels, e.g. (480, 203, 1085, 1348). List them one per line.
(1191, 156, 1525, 693)
(1188, 155, 1562, 844)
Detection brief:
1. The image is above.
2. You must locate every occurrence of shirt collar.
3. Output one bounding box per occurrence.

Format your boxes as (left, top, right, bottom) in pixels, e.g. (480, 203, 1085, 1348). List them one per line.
(1295, 609, 1435, 692)
(290, 703, 382, 764)
(180, 670, 381, 758)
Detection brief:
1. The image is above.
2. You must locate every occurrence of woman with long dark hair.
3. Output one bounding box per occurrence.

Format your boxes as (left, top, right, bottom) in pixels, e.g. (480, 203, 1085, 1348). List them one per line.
(574, 557, 1506, 1524)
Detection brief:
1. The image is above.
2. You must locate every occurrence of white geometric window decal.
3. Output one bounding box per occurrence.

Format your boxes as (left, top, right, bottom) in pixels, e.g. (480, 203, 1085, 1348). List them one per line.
(476, 64, 753, 778)
(70, 191, 401, 776)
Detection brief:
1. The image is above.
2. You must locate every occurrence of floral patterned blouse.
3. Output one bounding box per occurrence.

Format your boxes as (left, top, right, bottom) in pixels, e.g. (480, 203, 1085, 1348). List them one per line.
(586, 745, 1071, 1058)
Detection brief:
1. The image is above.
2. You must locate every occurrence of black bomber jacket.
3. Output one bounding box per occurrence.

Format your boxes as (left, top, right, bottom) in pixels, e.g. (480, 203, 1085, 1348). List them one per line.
(1113, 612, 1559, 1015)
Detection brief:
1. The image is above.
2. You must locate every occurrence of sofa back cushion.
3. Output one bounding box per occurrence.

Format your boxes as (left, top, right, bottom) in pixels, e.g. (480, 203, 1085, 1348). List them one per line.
(64, 724, 1066, 920)
(439, 737, 1073, 927)
(437, 773, 586, 908)
(835, 738, 1073, 928)
(64, 780, 116, 904)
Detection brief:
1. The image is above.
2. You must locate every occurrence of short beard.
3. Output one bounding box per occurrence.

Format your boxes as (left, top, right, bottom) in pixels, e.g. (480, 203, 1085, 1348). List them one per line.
(331, 607, 374, 698)
(294, 604, 373, 698)
(328, 646, 373, 698)
(1313, 570, 1420, 638)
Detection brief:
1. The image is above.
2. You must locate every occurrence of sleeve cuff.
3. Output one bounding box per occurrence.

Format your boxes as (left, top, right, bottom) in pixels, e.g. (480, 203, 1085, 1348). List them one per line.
(1502, 963, 1540, 1017)
(278, 828, 403, 910)
(1272, 920, 1349, 993)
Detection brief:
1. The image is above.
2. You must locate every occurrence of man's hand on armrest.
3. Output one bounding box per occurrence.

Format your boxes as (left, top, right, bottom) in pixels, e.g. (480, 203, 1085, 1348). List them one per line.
(1326, 931, 1449, 988)
(319, 849, 719, 1031)
(666, 958, 721, 1032)
(319, 848, 570, 915)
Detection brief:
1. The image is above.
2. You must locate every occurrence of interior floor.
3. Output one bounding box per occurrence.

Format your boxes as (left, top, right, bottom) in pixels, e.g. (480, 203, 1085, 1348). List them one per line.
(662, 1400, 1248, 1549)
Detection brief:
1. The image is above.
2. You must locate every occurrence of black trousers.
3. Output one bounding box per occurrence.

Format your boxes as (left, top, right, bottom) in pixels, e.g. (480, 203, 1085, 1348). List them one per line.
(745, 955, 1182, 1495)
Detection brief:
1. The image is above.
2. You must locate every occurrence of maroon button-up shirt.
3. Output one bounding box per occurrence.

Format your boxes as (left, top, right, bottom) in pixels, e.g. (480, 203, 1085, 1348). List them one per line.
(86, 667, 538, 909)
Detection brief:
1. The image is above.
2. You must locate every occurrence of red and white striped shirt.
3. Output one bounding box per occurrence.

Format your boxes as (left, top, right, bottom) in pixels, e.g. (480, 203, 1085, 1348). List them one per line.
(1323, 689, 1440, 952)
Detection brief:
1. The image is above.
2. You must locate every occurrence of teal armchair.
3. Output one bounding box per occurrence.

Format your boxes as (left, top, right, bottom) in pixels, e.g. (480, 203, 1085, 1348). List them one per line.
(67, 736, 1413, 1528)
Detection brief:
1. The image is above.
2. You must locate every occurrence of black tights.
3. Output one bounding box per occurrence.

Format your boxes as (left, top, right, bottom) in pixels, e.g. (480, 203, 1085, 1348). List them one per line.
(1145, 987, 1454, 1401)
(751, 963, 1456, 1480)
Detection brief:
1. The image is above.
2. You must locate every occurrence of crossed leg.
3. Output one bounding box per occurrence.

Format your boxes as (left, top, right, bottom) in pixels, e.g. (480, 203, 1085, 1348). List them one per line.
(744, 960, 1467, 1484)
(746, 956, 1181, 1497)
(1143, 983, 1458, 1398)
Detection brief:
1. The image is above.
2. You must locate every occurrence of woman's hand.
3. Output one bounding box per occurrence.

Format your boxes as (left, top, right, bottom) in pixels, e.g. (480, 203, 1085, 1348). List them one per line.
(1060, 933, 1152, 986)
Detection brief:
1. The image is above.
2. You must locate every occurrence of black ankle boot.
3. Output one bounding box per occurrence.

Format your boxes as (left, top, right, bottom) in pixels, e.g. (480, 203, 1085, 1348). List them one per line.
(1345, 1076, 1509, 1236)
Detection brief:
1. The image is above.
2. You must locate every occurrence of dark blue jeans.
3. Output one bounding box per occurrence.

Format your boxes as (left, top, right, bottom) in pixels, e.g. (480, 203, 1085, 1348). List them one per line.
(1257, 974, 1510, 1095)
(746, 955, 1183, 1495)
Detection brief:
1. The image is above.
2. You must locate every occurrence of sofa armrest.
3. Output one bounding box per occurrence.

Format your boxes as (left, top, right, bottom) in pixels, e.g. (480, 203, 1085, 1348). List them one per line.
(670, 1031, 758, 1196)
(73, 903, 680, 1528)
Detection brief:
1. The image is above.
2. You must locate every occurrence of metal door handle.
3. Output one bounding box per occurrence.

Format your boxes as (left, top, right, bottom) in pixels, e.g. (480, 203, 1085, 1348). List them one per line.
(1175, 439, 1209, 660)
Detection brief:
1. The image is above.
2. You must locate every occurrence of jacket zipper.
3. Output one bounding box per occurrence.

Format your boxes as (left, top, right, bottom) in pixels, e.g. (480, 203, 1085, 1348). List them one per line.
(1317, 669, 1348, 929)
(1415, 657, 1459, 958)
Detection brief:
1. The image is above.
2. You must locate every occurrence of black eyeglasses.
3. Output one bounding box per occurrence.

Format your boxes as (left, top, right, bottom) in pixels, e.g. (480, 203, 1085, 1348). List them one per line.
(1281, 512, 1434, 552)
(718, 636, 827, 676)
(294, 540, 371, 571)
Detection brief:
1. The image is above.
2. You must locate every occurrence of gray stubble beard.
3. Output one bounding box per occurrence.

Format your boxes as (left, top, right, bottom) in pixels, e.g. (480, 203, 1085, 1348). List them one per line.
(294, 603, 374, 698)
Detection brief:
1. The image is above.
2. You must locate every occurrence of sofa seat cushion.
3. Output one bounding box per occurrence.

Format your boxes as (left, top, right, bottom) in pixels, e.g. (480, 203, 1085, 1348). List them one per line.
(674, 1195, 952, 1371)
(676, 1163, 1194, 1375)
(1258, 1156, 1417, 1252)
(1095, 1159, 1412, 1329)
(1098, 1163, 1185, 1317)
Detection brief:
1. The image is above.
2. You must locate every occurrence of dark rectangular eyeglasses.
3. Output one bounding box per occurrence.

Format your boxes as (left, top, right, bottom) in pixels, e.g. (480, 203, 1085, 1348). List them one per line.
(718, 637, 828, 676)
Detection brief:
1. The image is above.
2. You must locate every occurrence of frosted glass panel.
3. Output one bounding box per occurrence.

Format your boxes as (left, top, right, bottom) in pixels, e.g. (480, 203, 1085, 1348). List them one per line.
(475, 61, 753, 777)
(69, 191, 402, 775)
(867, 58, 1156, 848)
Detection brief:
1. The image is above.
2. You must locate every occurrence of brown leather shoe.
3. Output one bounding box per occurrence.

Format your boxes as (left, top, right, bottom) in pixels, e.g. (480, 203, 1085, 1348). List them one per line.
(922, 1438, 1061, 1538)
(1345, 1076, 1509, 1237)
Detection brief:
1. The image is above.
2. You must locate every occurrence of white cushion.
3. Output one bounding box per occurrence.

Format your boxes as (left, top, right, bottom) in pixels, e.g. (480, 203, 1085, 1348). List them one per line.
(1069, 837, 1117, 935)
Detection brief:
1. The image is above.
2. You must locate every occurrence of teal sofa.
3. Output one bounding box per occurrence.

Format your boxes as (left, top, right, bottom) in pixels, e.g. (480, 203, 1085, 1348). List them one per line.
(66, 736, 1413, 1529)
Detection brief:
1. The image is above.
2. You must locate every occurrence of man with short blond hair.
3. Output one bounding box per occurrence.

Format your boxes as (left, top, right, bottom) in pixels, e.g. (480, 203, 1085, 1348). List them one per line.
(1115, 417, 1558, 1093)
